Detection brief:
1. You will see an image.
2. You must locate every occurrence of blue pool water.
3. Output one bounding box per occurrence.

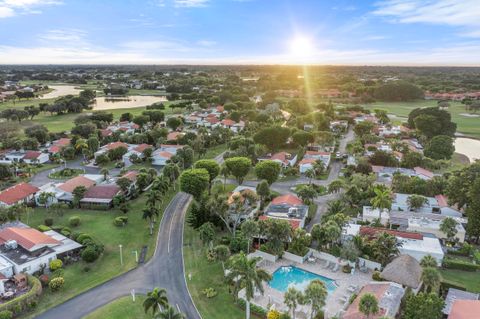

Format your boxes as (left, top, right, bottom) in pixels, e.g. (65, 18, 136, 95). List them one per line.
(269, 266, 337, 293)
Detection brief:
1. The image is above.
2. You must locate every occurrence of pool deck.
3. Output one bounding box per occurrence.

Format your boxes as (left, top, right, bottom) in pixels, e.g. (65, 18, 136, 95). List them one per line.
(244, 258, 372, 318)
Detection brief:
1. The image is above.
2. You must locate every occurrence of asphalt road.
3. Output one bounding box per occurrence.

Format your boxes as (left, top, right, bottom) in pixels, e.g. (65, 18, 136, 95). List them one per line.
(35, 192, 201, 319)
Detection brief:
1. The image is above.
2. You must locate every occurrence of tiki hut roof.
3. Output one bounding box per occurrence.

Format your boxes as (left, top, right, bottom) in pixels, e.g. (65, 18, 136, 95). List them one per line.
(381, 255, 422, 289)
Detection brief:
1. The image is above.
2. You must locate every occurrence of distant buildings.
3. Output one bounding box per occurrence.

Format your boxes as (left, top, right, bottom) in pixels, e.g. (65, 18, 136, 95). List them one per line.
(0, 183, 39, 208)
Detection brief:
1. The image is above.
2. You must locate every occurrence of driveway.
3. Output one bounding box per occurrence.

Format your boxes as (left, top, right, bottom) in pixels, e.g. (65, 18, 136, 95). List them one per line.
(35, 192, 201, 319)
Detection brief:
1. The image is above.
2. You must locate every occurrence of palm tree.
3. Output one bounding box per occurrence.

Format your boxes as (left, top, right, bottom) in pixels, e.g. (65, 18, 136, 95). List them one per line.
(154, 305, 185, 319)
(326, 200, 346, 216)
(284, 287, 304, 319)
(304, 279, 327, 319)
(323, 220, 341, 249)
(420, 255, 437, 268)
(225, 253, 272, 319)
(75, 138, 89, 161)
(241, 220, 259, 254)
(143, 287, 169, 315)
(421, 267, 441, 293)
(371, 186, 392, 221)
(143, 204, 160, 235)
(100, 168, 109, 181)
(372, 232, 401, 266)
(328, 179, 345, 193)
(359, 293, 379, 319)
(305, 168, 316, 185)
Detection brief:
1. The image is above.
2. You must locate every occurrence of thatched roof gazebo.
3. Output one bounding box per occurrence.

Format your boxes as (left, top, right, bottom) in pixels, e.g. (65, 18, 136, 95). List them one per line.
(381, 255, 422, 289)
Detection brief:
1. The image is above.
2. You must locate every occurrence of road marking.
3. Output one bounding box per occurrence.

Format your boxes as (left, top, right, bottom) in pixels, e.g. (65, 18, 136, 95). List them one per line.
(176, 304, 181, 312)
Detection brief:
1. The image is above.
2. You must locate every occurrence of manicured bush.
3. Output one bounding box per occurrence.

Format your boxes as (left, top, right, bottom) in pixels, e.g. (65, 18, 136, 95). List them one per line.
(372, 271, 383, 281)
(37, 225, 51, 232)
(60, 227, 71, 237)
(51, 269, 64, 279)
(443, 259, 480, 272)
(81, 246, 99, 263)
(49, 259, 63, 271)
(77, 233, 93, 245)
(51, 225, 63, 232)
(49, 277, 64, 291)
(113, 216, 128, 227)
(69, 216, 81, 227)
(237, 298, 267, 316)
(201, 287, 217, 298)
(44, 218, 54, 226)
(0, 310, 13, 319)
(267, 309, 281, 319)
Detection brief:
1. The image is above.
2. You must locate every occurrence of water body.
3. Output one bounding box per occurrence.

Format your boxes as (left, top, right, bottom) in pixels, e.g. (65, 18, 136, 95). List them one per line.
(39, 85, 81, 99)
(93, 95, 167, 110)
(454, 137, 480, 162)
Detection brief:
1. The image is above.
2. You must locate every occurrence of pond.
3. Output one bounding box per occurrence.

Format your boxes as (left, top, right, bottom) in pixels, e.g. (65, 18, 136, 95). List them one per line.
(92, 95, 167, 110)
(39, 85, 81, 99)
(454, 137, 480, 162)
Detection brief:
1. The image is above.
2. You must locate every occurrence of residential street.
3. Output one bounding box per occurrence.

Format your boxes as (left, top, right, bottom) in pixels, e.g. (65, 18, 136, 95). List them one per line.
(35, 192, 201, 319)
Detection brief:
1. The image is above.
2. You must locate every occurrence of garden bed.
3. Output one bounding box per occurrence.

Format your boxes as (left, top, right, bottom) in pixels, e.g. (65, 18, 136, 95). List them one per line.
(48, 168, 85, 180)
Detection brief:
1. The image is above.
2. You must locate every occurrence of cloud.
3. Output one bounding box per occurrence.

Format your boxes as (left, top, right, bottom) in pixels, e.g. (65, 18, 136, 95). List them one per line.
(121, 40, 191, 52)
(197, 40, 216, 47)
(0, 0, 62, 18)
(174, 0, 209, 8)
(372, 0, 480, 37)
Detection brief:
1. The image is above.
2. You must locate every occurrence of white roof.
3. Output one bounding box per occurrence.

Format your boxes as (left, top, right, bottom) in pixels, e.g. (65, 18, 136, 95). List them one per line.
(44, 230, 82, 254)
(82, 174, 104, 183)
(399, 236, 444, 255)
(343, 223, 361, 236)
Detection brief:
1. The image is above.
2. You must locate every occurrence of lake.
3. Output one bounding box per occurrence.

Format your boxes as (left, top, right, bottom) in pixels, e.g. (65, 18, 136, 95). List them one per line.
(39, 85, 81, 99)
(454, 137, 480, 162)
(92, 95, 167, 110)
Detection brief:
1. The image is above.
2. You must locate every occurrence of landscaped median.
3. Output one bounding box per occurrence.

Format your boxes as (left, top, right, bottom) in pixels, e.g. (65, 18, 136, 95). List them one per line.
(83, 295, 150, 319)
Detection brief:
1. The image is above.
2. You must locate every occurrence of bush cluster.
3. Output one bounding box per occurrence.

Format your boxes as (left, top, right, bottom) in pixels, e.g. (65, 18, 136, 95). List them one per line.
(49, 259, 63, 271)
(69, 216, 81, 227)
(443, 259, 480, 272)
(113, 216, 128, 227)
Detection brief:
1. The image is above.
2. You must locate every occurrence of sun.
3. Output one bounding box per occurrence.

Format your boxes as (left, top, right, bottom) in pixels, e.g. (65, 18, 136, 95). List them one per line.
(289, 36, 315, 57)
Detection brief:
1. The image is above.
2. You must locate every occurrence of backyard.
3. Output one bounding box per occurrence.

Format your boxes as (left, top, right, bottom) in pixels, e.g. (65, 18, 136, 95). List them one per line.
(440, 269, 480, 293)
(21, 186, 177, 318)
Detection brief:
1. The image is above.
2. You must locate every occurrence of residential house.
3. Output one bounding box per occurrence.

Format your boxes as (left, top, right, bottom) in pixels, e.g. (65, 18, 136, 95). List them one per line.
(122, 143, 153, 167)
(94, 142, 129, 159)
(443, 289, 479, 317)
(298, 151, 331, 174)
(372, 165, 435, 182)
(48, 138, 71, 155)
(80, 185, 122, 208)
(260, 194, 308, 230)
(151, 144, 184, 166)
(401, 138, 424, 153)
(329, 120, 348, 132)
(448, 300, 480, 319)
(343, 282, 405, 319)
(227, 186, 260, 223)
(0, 183, 39, 208)
(391, 193, 462, 217)
(0, 150, 49, 165)
(258, 152, 297, 168)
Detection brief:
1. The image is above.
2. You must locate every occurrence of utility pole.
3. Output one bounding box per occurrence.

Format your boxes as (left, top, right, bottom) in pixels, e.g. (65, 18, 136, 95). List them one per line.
(119, 244, 123, 266)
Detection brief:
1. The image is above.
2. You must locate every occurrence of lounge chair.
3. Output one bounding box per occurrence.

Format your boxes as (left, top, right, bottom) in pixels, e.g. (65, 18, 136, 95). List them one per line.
(339, 295, 348, 303)
(332, 263, 339, 272)
(347, 285, 357, 293)
(307, 256, 316, 263)
(323, 261, 331, 269)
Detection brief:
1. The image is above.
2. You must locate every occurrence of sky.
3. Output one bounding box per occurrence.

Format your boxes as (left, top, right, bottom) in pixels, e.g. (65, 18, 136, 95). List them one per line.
(1, 0, 480, 65)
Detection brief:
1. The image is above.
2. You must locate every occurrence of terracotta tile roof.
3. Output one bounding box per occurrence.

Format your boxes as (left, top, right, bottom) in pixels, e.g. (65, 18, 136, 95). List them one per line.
(48, 145, 61, 154)
(100, 129, 113, 137)
(299, 158, 316, 165)
(344, 283, 388, 319)
(105, 142, 129, 151)
(53, 138, 71, 146)
(167, 132, 183, 141)
(23, 151, 42, 160)
(206, 117, 220, 124)
(271, 194, 303, 206)
(270, 152, 289, 164)
(83, 185, 121, 199)
(216, 105, 224, 112)
(449, 300, 480, 319)
(221, 119, 236, 126)
(155, 151, 173, 159)
(414, 166, 434, 178)
(258, 215, 301, 230)
(0, 227, 60, 251)
(133, 144, 152, 153)
(372, 165, 385, 173)
(435, 195, 449, 207)
(122, 171, 138, 182)
(0, 183, 39, 205)
(58, 176, 96, 193)
(360, 226, 423, 240)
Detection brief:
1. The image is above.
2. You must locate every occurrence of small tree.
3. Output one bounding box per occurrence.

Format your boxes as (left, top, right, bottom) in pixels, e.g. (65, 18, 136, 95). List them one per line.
(225, 157, 251, 185)
(284, 287, 304, 319)
(256, 180, 270, 205)
(254, 160, 281, 185)
(440, 217, 458, 243)
(304, 279, 327, 319)
(214, 244, 230, 271)
(420, 255, 437, 268)
(359, 293, 379, 319)
(198, 222, 215, 248)
(241, 220, 259, 254)
(407, 194, 428, 211)
(72, 185, 87, 208)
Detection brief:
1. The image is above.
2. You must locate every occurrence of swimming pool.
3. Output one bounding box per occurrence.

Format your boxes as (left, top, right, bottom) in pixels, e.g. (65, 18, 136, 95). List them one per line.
(269, 266, 337, 293)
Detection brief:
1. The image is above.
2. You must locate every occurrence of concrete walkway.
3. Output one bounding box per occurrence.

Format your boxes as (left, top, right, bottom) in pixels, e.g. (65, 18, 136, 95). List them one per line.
(35, 192, 201, 319)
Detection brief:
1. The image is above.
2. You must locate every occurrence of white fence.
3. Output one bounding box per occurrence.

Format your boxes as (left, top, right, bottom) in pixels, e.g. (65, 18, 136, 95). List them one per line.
(248, 250, 278, 263)
(310, 249, 340, 264)
(358, 257, 382, 271)
(283, 251, 312, 264)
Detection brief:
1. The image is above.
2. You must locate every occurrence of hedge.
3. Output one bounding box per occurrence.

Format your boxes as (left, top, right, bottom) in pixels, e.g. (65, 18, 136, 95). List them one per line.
(443, 259, 480, 272)
(0, 275, 42, 315)
(237, 298, 268, 316)
(37, 225, 51, 232)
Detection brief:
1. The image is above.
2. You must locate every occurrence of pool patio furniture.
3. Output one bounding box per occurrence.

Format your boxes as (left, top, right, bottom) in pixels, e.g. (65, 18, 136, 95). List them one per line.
(332, 263, 339, 272)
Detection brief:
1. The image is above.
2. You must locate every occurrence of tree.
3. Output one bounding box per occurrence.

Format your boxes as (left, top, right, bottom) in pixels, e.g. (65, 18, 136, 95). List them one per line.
(420, 255, 437, 268)
(372, 232, 401, 266)
(421, 267, 441, 293)
(198, 222, 215, 248)
(167, 117, 182, 131)
(402, 292, 445, 319)
(296, 185, 317, 205)
(255, 160, 281, 185)
(359, 293, 379, 319)
(256, 180, 270, 205)
(25, 124, 49, 144)
(116, 177, 132, 193)
(328, 179, 345, 193)
(154, 305, 185, 319)
(305, 169, 316, 185)
(120, 112, 133, 122)
(194, 159, 220, 190)
(163, 163, 180, 189)
(143, 203, 160, 235)
(143, 287, 169, 315)
(407, 194, 428, 211)
(371, 186, 392, 220)
(133, 115, 149, 128)
(72, 186, 87, 208)
(241, 220, 259, 254)
(220, 165, 230, 190)
(179, 168, 209, 199)
(304, 279, 327, 319)
(214, 244, 231, 271)
(424, 135, 455, 160)
(340, 241, 360, 263)
(440, 217, 458, 243)
(253, 126, 291, 151)
(414, 114, 441, 139)
(354, 121, 374, 137)
(259, 218, 292, 256)
(408, 107, 456, 137)
(225, 157, 251, 185)
(284, 287, 304, 319)
(374, 81, 423, 101)
(37, 192, 55, 208)
(288, 228, 311, 256)
(100, 168, 109, 181)
(292, 131, 314, 147)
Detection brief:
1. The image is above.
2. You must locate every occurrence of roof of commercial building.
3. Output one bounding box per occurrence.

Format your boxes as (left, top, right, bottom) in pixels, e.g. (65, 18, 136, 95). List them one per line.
(0, 183, 39, 205)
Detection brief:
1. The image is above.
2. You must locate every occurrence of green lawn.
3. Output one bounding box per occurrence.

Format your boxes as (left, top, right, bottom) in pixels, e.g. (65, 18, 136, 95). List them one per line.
(84, 295, 151, 319)
(183, 223, 245, 319)
(362, 100, 480, 138)
(22, 186, 177, 318)
(201, 143, 228, 160)
(440, 269, 480, 293)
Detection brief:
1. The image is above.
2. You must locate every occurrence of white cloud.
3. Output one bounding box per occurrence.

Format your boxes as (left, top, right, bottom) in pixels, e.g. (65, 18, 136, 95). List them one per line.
(372, 0, 480, 37)
(174, 0, 209, 8)
(0, 0, 61, 18)
(197, 40, 216, 47)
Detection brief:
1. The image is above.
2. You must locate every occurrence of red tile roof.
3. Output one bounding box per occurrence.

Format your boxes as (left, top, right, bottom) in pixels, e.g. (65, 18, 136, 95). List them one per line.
(305, 151, 330, 156)
(23, 151, 42, 160)
(414, 166, 434, 178)
(155, 151, 173, 159)
(372, 165, 385, 173)
(133, 144, 152, 153)
(105, 142, 129, 151)
(206, 117, 220, 124)
(58, 176, 96, 193)
(0, 183, 39, 205)
(216, 105, 224, 112)
(100, 129, 113, 137)
(435, 195, 449, 207)
(83, 185, 121, 199)
(221, 119, 236, 126)
(0, 227, 60, 251)
(360, 226, 423, 240)
(122, 171, 138, 182)
(449, 300, 480, 319)
(344, 283, 389, 319)
(53, 138, 71, 146)
(271, 194, 303, 206)
(167, 132, 183, 141)
(299, 158, 316, 165)
(48, 145, 61, 154)
(160, 144, 184, 149)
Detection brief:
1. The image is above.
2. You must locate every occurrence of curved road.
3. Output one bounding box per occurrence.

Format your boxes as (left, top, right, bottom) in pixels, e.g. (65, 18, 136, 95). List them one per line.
(36, 192, 201, 319)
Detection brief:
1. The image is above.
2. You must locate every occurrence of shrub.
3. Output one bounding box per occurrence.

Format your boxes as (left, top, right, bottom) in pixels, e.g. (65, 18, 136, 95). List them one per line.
(44, 218, 54, 226)
(37, 225, 51, 232)
(38, 274, 49, 287)
(51, 269, 64, 279)
(81, 246, 99, 263)
(49, 259, 63, 271)
(83, 266, 91, 273)
(113, 216, 128, 227)
(49, 277, 64, 291)
(237, 298, 267, 316)
(77, 233, 93, 245)
(60, 227, 71, 237)
(51, 225, 63, 232)
(372, 271, 383, 281)
(69, 216, 81, 227)
(201, 287, 217, 298)
(267, 309, 281, 319)
(0, 310, 13, 319)
(443, 259, 480, 272)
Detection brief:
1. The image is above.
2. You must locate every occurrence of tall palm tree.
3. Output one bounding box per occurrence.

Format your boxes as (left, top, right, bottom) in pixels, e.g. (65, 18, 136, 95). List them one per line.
(143, 287, 169, 315)
(100, 168, 109, 181)
(421, 267, 441, 293)
(371, 186, 392, 221)
(284, 287, 304, 319)
(304, 279, 327, 319)
(75, 138, 88, 161)
(420, 255, 437, 268)
(359, 293, 379, 319)
(225, 253, 272, 319)
(143, 204, 160, 235)
(305, 168, 316, 185)
(328, 179, 345, 193)
(154, 305, 185, 319)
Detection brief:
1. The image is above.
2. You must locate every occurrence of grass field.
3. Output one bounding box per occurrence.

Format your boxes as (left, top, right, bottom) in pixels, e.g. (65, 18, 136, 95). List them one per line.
(183, 223, 245, 319)
(84, 296, 151, 319)
(363, 100, 480, 138)
(440, 269, 480, 293)
(22, 186, 177, 318)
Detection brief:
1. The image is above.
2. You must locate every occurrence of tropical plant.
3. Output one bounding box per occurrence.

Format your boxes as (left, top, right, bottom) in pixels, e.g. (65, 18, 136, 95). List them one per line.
(371, 186, 392, 220)
(241, 220, 259, 254)
(142, 204, 160, 235)
(440, 217, 458, 243)
(421, 267, 441, 293)
(407, 194, 428, 211)
(143, 287, 169, 315)
(372, 232, 401, 266)
(304, 279, 327, 319)
(359, 293, 379, 319)
(284, 287, 304, 319)
(154, 305, 185, 319)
